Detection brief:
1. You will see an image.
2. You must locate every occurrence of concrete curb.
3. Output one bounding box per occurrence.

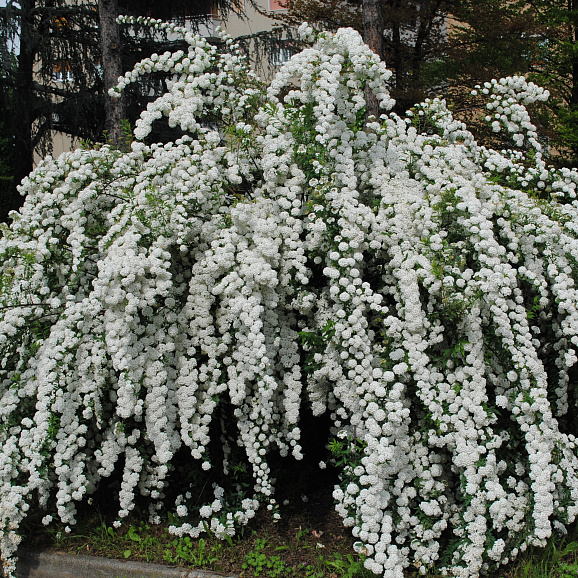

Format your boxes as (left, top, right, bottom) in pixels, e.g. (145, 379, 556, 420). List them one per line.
(16, 549, 239, 578)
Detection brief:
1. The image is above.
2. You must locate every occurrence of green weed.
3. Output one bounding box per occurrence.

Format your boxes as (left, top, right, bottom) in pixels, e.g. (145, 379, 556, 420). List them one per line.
(121, 522, 159, 562)
(163, 536, 222, 567)
(242, 537, 293, 577)
(504, 532, 578, 578)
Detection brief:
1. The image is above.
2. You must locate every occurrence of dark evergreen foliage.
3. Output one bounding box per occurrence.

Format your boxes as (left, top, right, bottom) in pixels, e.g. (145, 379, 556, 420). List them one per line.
(0, 0, 104, 213)
(0, 0, 260, 215)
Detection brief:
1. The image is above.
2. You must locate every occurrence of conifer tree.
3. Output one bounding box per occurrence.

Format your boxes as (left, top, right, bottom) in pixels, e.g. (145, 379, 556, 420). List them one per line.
(99, 0, 125, 149)
(0, 0, 104, 213)
(0, 0, 252, 214)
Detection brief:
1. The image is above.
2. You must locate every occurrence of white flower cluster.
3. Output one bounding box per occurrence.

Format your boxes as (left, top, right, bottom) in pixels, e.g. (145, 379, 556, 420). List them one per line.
(2, 21, 578, 578)
(467, 77, 578, 202)
(474, 76, 548, 149)
(111, 16, 263, 142)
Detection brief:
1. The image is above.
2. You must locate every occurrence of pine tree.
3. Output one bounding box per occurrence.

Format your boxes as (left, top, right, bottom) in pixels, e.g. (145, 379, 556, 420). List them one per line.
(0, 0, 256, 214)
(99, 0, 125, 149)
(0, 0, 104, 213)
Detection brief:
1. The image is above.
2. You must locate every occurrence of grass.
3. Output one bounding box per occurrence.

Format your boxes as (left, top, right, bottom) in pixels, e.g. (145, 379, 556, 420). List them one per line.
(20, 488, 578, 578)
(22, 493, 376, 577)
(17, 450, 578, 578)
(502, 533, 578, 578)
(20, 456, 376, 578)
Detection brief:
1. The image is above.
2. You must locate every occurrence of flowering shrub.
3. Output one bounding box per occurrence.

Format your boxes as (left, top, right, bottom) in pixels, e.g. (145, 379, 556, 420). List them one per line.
(3, 17, 578, 578)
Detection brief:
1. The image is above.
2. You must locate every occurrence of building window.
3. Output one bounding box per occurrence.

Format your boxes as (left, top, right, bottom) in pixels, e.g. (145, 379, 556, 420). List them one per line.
(196, 0, 220, 18)
(53, 62, 74, 82)
(271, 43, 293, 66)
(269, 0, 287, 11)
(52, 16, 69, 29)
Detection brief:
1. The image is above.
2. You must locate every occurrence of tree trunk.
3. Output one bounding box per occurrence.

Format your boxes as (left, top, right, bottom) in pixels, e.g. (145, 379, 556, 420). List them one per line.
(362, 0, 384, 120)
(11, 0, 35, 213)
(99, 0, 126, 148)
(568, 0, 578, 162)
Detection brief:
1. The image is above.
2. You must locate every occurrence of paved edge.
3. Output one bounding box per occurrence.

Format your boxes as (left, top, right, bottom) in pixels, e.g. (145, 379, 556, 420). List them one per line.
(16, 549, 240, 578)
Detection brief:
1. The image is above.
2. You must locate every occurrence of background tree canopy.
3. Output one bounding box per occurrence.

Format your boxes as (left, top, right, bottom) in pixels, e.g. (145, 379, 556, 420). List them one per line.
(0, 0, 103, 212)
(3, 0, 578, 207)
(276, 0, 578, 166)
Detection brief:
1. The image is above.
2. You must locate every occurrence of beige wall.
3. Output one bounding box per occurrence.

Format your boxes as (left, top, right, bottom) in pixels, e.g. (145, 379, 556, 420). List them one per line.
(207, 0, 290, 79)
(33, 132, 79, 166)
(221, 0, 285, 38)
